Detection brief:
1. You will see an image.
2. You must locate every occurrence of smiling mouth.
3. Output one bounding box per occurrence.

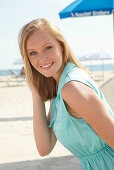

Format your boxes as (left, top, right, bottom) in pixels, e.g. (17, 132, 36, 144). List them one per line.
(40, 62, 54, 69)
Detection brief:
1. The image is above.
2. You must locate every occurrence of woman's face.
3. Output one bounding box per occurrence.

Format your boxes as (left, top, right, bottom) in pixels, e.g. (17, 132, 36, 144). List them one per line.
(26, 29, 63, 81)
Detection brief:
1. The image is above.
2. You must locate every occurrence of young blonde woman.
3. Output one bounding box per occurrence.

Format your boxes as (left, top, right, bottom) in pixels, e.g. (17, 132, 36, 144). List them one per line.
(18, 18, 114, 170)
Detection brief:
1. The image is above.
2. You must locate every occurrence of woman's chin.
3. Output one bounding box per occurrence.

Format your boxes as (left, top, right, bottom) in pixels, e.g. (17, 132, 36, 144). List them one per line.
(42, 73, 53, 78)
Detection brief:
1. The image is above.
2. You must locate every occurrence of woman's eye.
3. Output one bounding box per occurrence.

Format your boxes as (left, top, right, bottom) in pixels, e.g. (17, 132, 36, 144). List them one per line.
(29, 51, 37, 56)
(46, 46, 52, 50)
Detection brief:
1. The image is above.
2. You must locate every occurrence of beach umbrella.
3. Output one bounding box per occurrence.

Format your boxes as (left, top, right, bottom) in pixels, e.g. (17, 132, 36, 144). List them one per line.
(59, 0, 114, 41)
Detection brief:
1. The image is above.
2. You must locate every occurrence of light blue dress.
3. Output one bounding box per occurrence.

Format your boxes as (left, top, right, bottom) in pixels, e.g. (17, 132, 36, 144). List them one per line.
(49, 62, 114, 170)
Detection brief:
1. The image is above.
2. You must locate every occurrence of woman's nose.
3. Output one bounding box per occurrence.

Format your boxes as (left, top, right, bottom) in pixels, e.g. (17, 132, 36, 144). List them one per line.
(39, 53, 48, 61)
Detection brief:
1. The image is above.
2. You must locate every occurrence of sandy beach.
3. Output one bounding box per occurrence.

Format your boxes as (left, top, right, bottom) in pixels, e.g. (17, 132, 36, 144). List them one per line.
(0, 71, 114, 170)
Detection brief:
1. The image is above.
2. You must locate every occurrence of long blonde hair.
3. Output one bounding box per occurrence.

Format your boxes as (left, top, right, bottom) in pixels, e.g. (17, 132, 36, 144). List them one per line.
(18, 18, 91, 102)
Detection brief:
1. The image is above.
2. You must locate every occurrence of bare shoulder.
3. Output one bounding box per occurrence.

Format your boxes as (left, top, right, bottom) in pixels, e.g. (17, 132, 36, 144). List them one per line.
(61, 80, 98, 120)
(62, 80, 96, 101)
(61, 80, 108, 117)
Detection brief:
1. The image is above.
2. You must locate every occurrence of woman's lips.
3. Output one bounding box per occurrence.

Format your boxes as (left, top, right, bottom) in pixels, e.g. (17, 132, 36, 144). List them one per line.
(40, 62, 54, 69)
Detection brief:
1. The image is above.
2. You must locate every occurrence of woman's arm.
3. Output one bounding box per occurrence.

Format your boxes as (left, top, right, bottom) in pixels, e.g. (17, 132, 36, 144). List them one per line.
(62, 81, 114, 149)
(32, 91, 57, 156)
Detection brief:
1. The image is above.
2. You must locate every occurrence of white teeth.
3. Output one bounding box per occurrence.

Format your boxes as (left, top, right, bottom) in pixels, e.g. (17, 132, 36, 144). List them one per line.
(41, 63, 53, 68)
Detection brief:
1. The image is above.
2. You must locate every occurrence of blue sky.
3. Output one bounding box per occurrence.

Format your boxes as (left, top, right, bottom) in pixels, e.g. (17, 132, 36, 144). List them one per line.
(0, 0, 113, 69)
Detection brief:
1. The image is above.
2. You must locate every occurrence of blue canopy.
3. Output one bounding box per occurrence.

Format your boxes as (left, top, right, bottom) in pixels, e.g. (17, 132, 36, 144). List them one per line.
(59, 0, 114, 19)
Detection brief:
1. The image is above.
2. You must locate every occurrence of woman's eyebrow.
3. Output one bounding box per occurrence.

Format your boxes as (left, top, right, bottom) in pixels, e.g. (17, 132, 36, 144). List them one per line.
(42, 43, 53, 47)
(27, 43, 53, 52)
(27, 49, 35, 52)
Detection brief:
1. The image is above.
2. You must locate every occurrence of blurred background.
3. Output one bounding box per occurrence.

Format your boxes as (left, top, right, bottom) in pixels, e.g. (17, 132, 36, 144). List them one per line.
(0, 0, 114, 72)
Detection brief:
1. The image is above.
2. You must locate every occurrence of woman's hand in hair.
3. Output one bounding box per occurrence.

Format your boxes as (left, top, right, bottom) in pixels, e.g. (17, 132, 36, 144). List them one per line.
(27, 78, 40, 96)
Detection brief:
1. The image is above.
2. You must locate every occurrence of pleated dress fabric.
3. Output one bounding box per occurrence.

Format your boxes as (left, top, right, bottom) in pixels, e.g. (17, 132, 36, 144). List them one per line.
(49, 62, 114, 170)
